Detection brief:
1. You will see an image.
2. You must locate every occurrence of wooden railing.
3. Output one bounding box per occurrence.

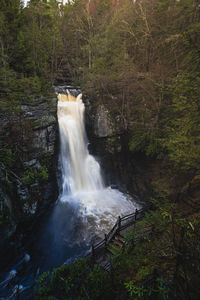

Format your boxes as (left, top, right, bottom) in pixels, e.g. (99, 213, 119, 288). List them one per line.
(90, 208, 146, 262)
(87, 208, 166, 295)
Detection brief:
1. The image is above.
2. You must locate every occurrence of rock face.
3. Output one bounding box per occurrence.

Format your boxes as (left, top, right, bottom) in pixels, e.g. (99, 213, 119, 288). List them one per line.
(85, 98, 124, 139)
(20, 97, 57, 160)
(0, 95, 58, 240)
(85, 97, 153, 201)
(93, 105, 114, 137)
(85, 98, 128, 185)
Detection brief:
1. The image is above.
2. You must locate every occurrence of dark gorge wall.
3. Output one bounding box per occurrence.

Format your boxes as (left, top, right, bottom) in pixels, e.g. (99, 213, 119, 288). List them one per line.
(85, 97, 154, 201)
(0, 95, 58, 241)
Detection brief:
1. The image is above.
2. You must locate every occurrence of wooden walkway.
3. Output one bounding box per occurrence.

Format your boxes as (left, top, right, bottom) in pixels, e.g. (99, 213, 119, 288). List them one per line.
(89, 208, 145, 271)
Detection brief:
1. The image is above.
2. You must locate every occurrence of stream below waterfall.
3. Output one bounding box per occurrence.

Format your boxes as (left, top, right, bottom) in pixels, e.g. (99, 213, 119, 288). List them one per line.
(0, 88, 140, 299)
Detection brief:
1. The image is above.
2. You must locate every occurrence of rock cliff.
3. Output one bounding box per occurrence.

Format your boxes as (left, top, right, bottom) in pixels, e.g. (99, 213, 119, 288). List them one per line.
(85, 97, 154, 201)
(0, 95, 58, 240)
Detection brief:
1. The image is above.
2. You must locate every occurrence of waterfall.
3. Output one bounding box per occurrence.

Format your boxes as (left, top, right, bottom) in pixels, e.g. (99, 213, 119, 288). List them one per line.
(57, 91, 139, 236)
(58, 93, 103, 194)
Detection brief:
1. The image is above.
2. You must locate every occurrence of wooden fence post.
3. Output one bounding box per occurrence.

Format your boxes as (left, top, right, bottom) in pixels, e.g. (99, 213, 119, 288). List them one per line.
(118, 216, 121, 230)
(135, 209, 138, 221)
(92, 245, 95, 262)
(105, 234, 107, 247)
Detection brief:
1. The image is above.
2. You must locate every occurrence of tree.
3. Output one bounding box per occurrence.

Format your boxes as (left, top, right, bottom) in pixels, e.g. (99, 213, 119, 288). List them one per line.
(163, 72, 200, 171)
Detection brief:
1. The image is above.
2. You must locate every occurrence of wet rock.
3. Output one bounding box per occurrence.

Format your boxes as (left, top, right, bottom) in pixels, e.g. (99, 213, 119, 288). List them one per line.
(84, 98, 124, 139)
(23, 202, 37, 215)
(94, 105, 113, 137)
(0, 95, 58, 240)
(20, 97, 57, 160)
(24, 159, 37, 167)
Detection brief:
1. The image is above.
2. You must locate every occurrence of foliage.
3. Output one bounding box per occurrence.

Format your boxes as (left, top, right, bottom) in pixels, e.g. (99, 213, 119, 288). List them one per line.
(125, 277, 170, 300)
(163, 72, 200, 170)
(129, 125, 163, 158)
(0, 147, 14, 168)
(22, 165, 48, 185)
(36, 258, 112, 300)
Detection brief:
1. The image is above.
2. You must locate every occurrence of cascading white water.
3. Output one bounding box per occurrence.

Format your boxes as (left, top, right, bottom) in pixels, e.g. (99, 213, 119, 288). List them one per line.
(57, 92, 139, 237)
(58, 93, 103, 194)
